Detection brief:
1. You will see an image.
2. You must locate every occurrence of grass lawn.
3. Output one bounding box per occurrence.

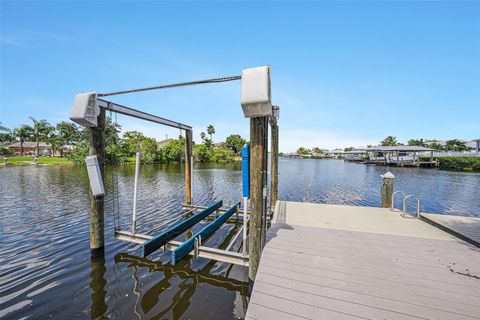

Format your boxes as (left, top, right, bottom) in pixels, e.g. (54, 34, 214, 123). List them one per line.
(5, 156, 73, 165)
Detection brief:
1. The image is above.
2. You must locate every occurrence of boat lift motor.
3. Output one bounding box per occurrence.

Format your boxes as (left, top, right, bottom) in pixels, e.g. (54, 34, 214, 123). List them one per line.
(241, 66, 272, 118)
(70, 92, 100, 127)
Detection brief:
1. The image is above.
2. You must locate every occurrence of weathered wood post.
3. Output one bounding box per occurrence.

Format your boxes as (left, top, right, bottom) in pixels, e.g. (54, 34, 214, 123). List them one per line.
(240, 65, 272, 288)
(380, 172, 394, 208)
(185, 129, 193, 205)
(270, 114, 279, 216)
(88, 109, 106, 258)
(249, 116, 267, 283)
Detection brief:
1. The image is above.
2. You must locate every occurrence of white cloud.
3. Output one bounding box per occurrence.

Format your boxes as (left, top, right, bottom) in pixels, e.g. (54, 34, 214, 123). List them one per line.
(0, 36, 29, 47)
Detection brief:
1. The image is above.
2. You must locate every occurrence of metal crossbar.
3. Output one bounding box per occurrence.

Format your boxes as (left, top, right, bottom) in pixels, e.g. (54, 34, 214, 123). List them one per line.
(97, 99, 192, 131)
(115, 230, 248, 266)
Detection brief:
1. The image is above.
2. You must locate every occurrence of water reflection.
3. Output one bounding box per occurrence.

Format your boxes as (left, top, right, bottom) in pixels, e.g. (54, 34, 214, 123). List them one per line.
(110, 217, 248, 320)
(90, 257, 108, 320)
(114, 254, 248, 319)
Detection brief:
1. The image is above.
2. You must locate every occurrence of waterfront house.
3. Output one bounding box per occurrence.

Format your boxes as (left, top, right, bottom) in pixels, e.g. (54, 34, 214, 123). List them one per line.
(425, 139, 480, 154)
(6, 142, 52, 156)
(285, 153, 302, 158)
(213, 142, 226, 149)
(157, 138, 172, 149)
(344, 149, 367, 161)
(467, 139, 480, 153)
(367, 146, 435, 167)
(326, 149, 344, 159)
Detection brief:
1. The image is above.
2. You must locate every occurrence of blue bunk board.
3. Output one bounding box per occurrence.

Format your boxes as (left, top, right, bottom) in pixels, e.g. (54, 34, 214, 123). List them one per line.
(171, 202, 241, 264)
(242, 144, 250, 198)
(142, 200, 223, 257)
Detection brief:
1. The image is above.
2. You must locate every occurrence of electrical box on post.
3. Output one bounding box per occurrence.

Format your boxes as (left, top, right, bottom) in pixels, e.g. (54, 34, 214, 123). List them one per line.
(70, 92, 100, 127)
(241, 66, 272, 118)
(85, 155, 105, 197)
(242, 144, 250, 198)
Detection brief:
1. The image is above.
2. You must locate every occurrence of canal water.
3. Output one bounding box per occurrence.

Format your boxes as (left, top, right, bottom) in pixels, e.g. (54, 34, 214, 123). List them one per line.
(1, 159, 479, 319)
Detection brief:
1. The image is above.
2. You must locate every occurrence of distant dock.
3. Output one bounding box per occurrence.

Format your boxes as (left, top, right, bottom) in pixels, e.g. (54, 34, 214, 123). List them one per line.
(246, 201, 480, 319)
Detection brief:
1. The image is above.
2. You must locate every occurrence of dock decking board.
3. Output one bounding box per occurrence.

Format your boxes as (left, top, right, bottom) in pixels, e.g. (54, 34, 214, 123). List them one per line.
(246, 201, 480, 320)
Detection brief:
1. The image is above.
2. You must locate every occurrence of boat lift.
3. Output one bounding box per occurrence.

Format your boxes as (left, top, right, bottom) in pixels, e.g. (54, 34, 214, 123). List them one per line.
(70, 67, 275, 267)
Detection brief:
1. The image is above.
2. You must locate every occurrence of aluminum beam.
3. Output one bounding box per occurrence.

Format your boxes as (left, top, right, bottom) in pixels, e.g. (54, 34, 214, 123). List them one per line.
(97, 99, 192, 131)
(115, 230, 249, 267)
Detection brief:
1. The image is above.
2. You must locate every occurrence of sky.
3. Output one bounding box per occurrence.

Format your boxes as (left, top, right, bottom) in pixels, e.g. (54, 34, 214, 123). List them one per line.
(1, 1, 479, 152)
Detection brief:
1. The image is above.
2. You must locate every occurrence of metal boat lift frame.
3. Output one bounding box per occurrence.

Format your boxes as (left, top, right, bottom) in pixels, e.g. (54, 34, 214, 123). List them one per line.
(72, 67, 279, 284)
(71, 75, 252, 266)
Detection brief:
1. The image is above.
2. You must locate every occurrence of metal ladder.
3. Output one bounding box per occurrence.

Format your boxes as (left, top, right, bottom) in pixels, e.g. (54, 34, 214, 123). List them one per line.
(391, 191, 421, 218)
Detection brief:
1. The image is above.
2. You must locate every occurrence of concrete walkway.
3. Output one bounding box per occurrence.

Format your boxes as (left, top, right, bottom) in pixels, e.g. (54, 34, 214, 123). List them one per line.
(246, 201, 480, 320)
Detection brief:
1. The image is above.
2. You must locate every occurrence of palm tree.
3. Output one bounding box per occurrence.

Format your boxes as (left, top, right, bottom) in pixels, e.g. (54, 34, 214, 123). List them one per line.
(29, 117, 53, 156)
(56, 121, 80, 144)
(46, 132, 65, 157)
(206, 125, 215, 142)
(380, 136, 398, 146)
(0, 122, 8, 132)
(200, 132, 206, 142)
(13, 125, 33, 156)
(0, 122, 14, 142)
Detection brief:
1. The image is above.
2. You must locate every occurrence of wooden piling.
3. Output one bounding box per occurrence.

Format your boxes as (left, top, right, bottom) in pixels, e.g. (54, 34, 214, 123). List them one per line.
(185, 129, 193, 205)
(89, 256, 107, 318)
(380, 172, 394, 208)
(270, 122, 279, 215)
(88, 109, 106, 258)
(249, 116, 267, 283)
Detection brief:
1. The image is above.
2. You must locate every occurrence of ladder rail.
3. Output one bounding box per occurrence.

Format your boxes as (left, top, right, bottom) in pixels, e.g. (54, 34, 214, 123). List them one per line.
(403, 195, 421, 218)
(391, 191, 407, 211)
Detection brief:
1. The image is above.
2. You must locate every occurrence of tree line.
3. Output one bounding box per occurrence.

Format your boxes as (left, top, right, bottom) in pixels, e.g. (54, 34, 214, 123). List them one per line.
(379, 136, 470, 151)
(292, 136, 472, 155)
(0, 118, 82, 156)
(0, 119, 247, 164)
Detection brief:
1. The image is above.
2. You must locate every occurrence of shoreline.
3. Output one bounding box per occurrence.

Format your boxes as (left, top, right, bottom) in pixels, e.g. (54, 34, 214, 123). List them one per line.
(280, 156, 480, 173)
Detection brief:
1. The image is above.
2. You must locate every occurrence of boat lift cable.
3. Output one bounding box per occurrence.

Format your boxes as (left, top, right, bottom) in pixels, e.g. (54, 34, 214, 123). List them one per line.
(98, 75, 242, 97)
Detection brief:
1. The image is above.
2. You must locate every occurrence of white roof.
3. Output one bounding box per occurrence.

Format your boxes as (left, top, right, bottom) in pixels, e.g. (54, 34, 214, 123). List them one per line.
(368, 146, 433, 152)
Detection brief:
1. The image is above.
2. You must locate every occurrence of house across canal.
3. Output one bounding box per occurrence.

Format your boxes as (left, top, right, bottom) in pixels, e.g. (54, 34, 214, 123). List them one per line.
(366, 145, 436, 167)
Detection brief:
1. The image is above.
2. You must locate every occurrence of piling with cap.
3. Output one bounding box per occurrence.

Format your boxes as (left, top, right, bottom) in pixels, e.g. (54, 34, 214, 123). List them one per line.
(241, 66, 272, 285)
(380, 172, 395, 208)
(88, 109, 106, 259)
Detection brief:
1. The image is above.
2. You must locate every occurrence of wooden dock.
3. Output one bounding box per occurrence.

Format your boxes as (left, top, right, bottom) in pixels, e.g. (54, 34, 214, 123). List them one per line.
(246, 201, 480, 320)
